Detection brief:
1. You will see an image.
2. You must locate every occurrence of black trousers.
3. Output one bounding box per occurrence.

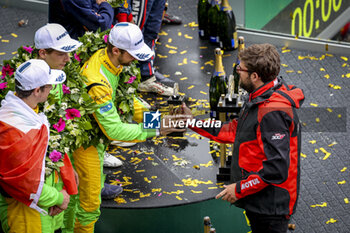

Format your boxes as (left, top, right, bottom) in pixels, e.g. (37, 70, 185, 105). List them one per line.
(245, 211, 290, 233)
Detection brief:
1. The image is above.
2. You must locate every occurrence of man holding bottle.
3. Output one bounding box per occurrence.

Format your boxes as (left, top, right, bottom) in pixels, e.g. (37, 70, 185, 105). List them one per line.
(180, 43, 304, 233)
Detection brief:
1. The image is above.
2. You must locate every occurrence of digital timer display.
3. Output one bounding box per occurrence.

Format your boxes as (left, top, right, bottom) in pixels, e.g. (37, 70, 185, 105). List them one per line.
(252, 0, 350, 38)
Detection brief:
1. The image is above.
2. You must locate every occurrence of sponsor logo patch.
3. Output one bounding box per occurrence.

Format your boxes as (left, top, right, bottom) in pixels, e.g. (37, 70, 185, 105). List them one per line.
(135, 53, 150, 60)
(271, 133, 286, 140)
(100, 103, 113, 114)
(60, 45, 76, 51)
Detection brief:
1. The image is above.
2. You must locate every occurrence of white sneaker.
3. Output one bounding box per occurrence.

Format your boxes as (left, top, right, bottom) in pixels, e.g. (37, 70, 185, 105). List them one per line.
(104, 152, 123, 167)
(110, 141, 137, 147)
(137, 76, 174, 96)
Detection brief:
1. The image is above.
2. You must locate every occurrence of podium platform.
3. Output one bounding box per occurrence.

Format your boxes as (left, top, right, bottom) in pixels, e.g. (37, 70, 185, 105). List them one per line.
(96, 136, 250, 233)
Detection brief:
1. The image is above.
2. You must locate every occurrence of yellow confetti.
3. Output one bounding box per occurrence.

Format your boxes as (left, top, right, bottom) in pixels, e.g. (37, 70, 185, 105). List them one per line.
(182, 178, 213, 187)
(178, 32, 182, 36)
(324, 74, 330, 79)
(157, 54, 168, 58)
(340, 167, 347, 172)
(171, 144, 180, 147)
(180, 77, 188, 80)
(152, 188, 162, 192)
(11, 33, 18, 38)
(320, 68, 325, 71)
(316, 118, 320, 123)
(123, 189, 133, 192)
(301, 153, 307, 158)
(328, 142, 337, 147)
(281, 64, 288, 67)
(184, 34, 193, 39)
(175, 196, 183, 200)
(169, 50, 177, 54)
(191, 60, 198, 64)
(337, 180, 346, 184)
(158, 31, 168, 36)
(338, 114, 342, 118)
(12, 51, 17, 55)
(286, 70, 294, 73)
(325, 53, 334, 57)
(193, 165, 200, 170)
(180, 50, 187, 54)
(346, 73, 350, 78)
(344, 198, 349, 204)
(113, 171, 122, 175)
(183, 58, 188, 64)
(208, 187, 218, 189)
(204, 60, 214, 66)
(144, 177, 151, 183)
(327, 108, 333, 112)
(309, 140, 316, 144)
(322, 153, 331, 160)
(310, 103, 318, 107)
(114, 197, 127, 204)
(297, 71, 302, 74)
(1, 40, 9, 43)
(188, 22, 198, 27)
(174, 183, 183, 186)
(130, 198, 140, 202)
(168, 38, 172, 43)
(200, 46, 208, 49)
(151, 176, 158, 179)
(136, 170, 145, 173)
(341, 56, 348, 61)
(191, 190, 203, 194)
(172, 155, 182, 161)
(0, 52, 5, 55)
(314, 149, 319, 153)
(140, 192, 151, 198)
(188, 85, 195, 89)
(166, 44, 178, 50)
(342, 63, 348, 67)
(310, 202, 327, 207)
(282, 49, 291, 53)
(200, 91, 207, 95)
(200, 161, 213, 167)
(326, 218, 337, 224)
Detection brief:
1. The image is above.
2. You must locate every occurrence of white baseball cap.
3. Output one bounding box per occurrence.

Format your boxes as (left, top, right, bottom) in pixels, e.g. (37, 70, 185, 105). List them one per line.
(35, 23, 82, 52)
(15, 59, 66, 91)
(109, 22, 154, 61)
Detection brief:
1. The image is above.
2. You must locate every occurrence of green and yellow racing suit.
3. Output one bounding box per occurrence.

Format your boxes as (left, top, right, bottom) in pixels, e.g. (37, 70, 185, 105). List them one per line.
(63, 48, 155, 233)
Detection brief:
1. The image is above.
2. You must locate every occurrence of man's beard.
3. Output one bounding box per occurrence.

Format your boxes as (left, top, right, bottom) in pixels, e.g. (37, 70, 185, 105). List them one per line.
(240, 78, 254, 93)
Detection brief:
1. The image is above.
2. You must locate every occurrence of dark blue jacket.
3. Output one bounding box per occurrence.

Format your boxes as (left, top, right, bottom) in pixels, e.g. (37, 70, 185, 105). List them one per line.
(49, 0, 114, 39)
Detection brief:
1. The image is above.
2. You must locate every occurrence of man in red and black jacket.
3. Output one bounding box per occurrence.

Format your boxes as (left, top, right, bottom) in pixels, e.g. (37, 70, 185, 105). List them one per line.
(181, 43, 304, 233)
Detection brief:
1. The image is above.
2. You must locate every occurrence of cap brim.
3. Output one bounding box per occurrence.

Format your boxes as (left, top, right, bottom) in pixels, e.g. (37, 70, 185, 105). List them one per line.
(128, 44, 154, 61)
(47, 69, 66, 85)
(53, 39, 83, 53)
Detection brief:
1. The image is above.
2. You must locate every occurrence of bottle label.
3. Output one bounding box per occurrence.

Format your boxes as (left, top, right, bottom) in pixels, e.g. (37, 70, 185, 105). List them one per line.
(231, 39, 235, 48)
(209, 36, 217, 43)
(213, 71, 225, 77)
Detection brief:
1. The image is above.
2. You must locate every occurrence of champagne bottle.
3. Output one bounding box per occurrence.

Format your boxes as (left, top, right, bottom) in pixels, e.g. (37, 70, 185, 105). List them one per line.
(207, 0, 220, 44)
(233, 36, 245, 94)
(218, 0, 238, 51)
(209, 48, 227, 118)
(197, 0, 210, 39)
